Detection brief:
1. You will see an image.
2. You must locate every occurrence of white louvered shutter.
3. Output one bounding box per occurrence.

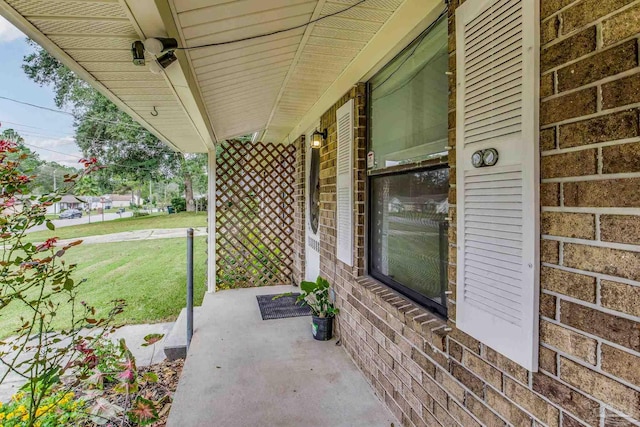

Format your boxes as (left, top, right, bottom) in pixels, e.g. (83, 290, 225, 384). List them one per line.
(336, 99, 354, 266)
(455, 0, 540, 370)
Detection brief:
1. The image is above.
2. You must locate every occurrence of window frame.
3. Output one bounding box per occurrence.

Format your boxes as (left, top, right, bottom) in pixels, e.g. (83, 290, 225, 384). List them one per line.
(365, 45, 451, 317)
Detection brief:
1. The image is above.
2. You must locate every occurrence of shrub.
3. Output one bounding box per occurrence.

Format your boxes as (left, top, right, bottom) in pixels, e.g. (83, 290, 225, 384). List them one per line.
(0, 389, 87, 426)
(0, 142, 127, 426)
(170, 197, 186, 212)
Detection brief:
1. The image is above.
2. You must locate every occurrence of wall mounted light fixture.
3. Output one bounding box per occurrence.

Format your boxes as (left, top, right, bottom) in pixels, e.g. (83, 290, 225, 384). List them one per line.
(311, 129, 327, 149)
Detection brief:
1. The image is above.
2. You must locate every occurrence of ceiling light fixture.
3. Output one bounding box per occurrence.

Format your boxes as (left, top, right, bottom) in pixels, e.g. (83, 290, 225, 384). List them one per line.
(143, 37, 178, 56)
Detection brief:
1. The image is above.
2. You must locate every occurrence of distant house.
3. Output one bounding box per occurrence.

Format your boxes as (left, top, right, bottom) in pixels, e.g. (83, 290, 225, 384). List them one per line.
(85, 196, 108, 210)
(107, 194, 141, 208)
(59, 195, 85, 211)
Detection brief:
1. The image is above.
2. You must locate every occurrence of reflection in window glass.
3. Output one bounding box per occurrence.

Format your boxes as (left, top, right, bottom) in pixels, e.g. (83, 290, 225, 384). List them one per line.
(370, 168, 449, 310)
(369, 17, 448, 170)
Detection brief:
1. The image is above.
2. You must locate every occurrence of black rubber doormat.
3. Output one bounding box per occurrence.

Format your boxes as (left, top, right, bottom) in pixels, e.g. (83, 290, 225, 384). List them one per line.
(256, 293, 311, 320)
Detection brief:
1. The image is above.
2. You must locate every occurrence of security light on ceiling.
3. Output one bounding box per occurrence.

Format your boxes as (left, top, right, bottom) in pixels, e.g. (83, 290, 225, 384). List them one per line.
(143, 38, 178, 56)
(148, 52, 178, 75)
(131, 41, 145, 66)
(311, 129, 327, 149)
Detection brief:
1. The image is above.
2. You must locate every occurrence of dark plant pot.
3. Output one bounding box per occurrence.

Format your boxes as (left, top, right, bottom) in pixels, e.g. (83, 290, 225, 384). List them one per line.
(311, 315, 333, 341)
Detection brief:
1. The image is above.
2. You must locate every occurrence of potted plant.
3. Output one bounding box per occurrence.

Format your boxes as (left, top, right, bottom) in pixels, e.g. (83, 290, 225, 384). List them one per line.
(298, 276, 339, 341)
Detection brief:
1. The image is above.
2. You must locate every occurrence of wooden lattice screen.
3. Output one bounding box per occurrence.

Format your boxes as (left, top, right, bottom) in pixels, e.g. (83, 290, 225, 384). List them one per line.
(216, 141, 296, 288)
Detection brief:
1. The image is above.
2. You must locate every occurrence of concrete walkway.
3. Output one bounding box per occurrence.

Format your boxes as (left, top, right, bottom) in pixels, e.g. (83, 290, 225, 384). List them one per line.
(0, 322, 173, 402)
(56, 227, 207, 245)
(167, 286, 397, 427)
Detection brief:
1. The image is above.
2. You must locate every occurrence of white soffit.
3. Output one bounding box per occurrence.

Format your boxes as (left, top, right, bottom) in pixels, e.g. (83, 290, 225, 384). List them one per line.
(169, 0, 405, 143)
(0, 0, 208, 153)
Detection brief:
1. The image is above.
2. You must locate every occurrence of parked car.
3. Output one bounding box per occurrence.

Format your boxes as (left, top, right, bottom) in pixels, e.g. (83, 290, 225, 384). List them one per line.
(59, 209, 82, 219)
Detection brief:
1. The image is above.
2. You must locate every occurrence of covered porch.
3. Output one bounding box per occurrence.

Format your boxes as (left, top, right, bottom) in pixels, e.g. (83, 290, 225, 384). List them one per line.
(3, 0, 640, 426)
(166, 286, 397, 427)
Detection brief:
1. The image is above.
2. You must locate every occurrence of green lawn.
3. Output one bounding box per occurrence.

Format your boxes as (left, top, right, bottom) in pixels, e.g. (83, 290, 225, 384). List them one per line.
(27, 212, 207, 242)
(0, 237, 207, 338)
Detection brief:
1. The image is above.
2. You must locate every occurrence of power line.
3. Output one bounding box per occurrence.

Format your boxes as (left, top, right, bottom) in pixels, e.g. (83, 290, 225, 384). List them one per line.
(1, 123, 149, 150)
(176, 0, 368, 50)
(1, 120, 179, 173)
(33, 146, 156, 174)
(0, 95, 72, 115)
(4, 129, 78, 144)
(0, 120, 66, 132)
(0, 95, 143, 130)
(20, 141, 82, 160)
(20, 141, 169, 174)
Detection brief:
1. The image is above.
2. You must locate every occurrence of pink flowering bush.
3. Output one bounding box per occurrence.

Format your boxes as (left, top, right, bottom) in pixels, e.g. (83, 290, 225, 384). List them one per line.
(0, 138, 125, 426)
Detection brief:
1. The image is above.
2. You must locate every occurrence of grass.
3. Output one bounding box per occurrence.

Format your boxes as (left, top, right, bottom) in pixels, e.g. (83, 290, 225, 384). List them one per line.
(27, 212, 207, 242)
(0, 237, 207, 338)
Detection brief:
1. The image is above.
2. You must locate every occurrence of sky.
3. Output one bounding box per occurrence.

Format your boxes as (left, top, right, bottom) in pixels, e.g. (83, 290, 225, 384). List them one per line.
(0, 16, 82, 168)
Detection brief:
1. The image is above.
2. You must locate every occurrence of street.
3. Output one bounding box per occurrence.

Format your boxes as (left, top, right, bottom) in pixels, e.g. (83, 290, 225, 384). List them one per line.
(28, 211, 134, 233)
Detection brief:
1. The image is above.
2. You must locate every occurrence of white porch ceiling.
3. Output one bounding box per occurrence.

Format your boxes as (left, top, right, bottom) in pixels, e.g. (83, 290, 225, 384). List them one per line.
(1, 0, 439, 151)
(0, 0, 208, 152)
(169, 0, 403, 143)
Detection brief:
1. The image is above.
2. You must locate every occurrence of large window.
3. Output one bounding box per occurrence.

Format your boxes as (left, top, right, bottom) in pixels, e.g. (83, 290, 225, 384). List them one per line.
(368, 15, 449, 316)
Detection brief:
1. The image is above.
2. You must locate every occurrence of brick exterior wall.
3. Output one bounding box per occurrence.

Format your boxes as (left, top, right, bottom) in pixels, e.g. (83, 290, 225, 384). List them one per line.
(289, 1, 640, 426)
(317, 84, 367, 280)
(291, 135, 305, 286)
(535, 0, 640, 425)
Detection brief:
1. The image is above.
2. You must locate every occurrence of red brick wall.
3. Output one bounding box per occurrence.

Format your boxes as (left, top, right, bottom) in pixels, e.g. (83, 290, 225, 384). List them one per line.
(290, 1, 640, 425)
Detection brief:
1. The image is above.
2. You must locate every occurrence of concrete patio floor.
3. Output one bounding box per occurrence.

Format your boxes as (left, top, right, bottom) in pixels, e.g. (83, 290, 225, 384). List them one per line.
(167, 285, 398, 427)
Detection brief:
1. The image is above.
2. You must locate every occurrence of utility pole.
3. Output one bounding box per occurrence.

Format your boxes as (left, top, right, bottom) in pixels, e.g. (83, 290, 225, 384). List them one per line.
(53, 170, 57, 213)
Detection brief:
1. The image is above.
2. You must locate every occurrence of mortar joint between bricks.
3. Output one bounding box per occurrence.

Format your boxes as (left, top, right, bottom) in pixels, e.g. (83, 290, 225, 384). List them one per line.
(597, 84, 603, 113)
(597, 147, 603, 175)
(596, 22, 603, 50)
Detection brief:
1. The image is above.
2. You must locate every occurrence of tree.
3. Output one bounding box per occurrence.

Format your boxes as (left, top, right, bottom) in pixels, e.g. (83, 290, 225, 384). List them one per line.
(0, 128, 42, 175)
(0, 128, 24, 144)
(1, 128, 85, 195)
(180, 153, 208, 211)
(22, 44, 192, 199)
(31, 161, 79, 194)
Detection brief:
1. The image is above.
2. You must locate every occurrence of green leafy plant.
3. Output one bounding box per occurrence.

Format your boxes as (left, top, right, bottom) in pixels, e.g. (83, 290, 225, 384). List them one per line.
(78, 333, 166, 426)
(297, 277, 339, 318)
(170, 197, 186, 213)
(0, 138, 127, 427)
(0, 388, 87, 426)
